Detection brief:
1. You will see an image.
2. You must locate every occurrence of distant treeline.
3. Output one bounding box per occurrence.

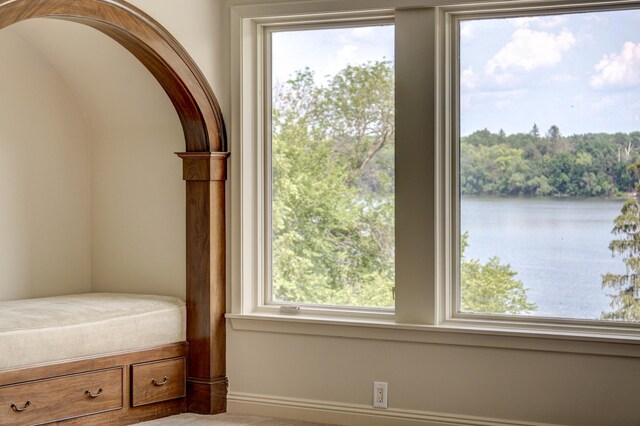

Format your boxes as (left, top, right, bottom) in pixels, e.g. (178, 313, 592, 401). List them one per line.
(461, 125, 640, 197)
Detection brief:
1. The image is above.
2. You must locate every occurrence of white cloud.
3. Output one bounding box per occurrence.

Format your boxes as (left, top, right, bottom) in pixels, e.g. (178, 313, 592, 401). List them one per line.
(551, 73, 576, 83)
(334, 44, 357, 65)
(590, 42, 640, 88)
(461, 67, 478, 89)
(485, 28, 576, 75)
(461, 89, 528, 110)
(589, 95, 619, 113)
(460, 21, 475, 41)
(584, 15, 607, 24)
(511, 15, 566, 29)
(350, 27, 375, 41)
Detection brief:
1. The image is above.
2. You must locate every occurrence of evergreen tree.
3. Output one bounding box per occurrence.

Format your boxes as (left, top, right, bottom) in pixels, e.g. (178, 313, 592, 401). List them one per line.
(530, 123, 540, 138)
(602, 162, 640, 321)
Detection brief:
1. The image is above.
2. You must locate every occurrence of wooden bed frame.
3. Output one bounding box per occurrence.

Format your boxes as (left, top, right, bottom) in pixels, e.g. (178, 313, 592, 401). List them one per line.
(0, 0, 228, 423)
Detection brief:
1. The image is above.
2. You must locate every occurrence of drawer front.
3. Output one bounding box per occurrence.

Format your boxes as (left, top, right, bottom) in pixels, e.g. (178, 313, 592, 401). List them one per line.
(131, 357, 185, 407)
(0, 367, 123, 426)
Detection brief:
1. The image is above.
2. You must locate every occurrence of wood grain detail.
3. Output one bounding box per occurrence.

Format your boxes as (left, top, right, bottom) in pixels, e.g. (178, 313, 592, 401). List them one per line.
(0, 367, 123, 426)
(0, 344, 188, 425)
(0, 0, 226, 152)
(131, 357, 186, 407)
(0, 343, 187, 387)
(187, 377, 228, 415)
(177, 152, 230, 181)
(0, 0, 229, 417)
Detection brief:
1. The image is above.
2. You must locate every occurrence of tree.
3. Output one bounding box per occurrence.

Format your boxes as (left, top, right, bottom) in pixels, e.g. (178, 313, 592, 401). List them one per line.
(547, 125, 561, 144)
(530, 123, 540, 138)
(602, 162, 640, 321)
(271, 63, 395, 308)
(460, 233, 537, 315)
(272, 62, 540, 312)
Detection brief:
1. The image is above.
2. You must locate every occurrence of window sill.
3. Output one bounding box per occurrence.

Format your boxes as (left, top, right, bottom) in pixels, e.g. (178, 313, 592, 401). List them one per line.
(227, 312, 640, 358)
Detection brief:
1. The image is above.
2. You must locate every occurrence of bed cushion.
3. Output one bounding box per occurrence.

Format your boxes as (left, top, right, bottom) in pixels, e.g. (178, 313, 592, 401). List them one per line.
(0, 293, 186, 370)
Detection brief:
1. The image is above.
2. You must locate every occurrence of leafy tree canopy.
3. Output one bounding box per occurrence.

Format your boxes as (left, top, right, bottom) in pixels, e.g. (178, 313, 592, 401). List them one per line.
(272, 62, 536, 314)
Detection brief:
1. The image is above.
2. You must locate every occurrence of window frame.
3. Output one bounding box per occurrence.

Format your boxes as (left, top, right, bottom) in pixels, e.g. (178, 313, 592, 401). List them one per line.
(443, 3, 640, 334)
(229, 0, 640, 345)
(238, 11, 397, 320)
(263, 19, 396, 314)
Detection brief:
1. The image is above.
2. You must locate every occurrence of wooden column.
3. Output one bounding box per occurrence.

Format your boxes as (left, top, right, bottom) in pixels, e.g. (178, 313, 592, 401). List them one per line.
(177, 152, 230, 414)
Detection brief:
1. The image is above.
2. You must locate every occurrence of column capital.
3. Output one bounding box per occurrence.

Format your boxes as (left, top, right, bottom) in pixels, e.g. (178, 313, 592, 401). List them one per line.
(176, 152, 230, 181)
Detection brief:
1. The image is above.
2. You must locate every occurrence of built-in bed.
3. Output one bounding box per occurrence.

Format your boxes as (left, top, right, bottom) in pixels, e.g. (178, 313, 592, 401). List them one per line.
(0, 0, 229, 424)
(0, 294, 189, 425)
(0, 294, 186, 370)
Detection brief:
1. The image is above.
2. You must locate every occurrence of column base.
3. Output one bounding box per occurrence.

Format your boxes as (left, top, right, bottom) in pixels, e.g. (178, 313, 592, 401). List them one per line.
(187, 376, 228, 414)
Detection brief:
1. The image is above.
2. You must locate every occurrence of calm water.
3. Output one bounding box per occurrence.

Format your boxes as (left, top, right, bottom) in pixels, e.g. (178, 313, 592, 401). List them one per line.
(461, 197, 627, 320)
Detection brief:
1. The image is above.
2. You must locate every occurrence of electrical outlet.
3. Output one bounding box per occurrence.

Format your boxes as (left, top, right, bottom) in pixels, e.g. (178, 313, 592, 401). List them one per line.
(373, 381, 388, 409)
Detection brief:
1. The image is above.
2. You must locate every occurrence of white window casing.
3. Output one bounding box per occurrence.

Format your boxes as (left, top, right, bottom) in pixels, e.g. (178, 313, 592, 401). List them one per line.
(228, 0, 640, 356)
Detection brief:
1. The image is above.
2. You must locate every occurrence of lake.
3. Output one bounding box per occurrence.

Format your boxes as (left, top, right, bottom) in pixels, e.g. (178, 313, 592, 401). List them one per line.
(461, 197, 627, 320)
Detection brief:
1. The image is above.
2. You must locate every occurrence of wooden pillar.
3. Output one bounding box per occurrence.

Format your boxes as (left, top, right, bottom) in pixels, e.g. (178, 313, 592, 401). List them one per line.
(177, 151, 230, 414)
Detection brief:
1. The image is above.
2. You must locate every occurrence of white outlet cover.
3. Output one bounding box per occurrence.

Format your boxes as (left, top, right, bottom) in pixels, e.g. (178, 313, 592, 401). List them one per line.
(373, 381, 388, 409)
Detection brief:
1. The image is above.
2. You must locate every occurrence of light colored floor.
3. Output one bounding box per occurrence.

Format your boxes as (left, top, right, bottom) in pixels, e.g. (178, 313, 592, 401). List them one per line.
(139, 413, 333, 425)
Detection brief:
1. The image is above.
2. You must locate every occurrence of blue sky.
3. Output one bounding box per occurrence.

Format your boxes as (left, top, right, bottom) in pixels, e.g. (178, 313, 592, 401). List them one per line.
(460, 10, 640, 136)
(271, 25, 394, 87)
(271, 9, 640, 137)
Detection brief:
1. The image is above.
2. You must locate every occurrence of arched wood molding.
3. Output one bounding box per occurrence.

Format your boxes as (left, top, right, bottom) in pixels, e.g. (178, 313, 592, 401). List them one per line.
(0, 0, 229, 415)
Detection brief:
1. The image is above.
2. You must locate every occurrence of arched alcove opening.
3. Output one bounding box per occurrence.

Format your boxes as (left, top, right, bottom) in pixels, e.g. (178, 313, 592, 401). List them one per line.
(0, 0, 228, 415)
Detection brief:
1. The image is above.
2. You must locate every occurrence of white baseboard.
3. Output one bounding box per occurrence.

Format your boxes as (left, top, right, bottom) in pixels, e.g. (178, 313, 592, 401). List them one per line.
(228, 392, 560, 426)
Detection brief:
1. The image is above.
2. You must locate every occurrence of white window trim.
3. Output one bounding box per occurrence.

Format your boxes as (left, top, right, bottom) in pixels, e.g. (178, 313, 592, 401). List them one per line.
(440, 1, 640, 334)
(228, 0, 640, 352)
(231, 5, 399, 320)
(262, 18, 396, 316)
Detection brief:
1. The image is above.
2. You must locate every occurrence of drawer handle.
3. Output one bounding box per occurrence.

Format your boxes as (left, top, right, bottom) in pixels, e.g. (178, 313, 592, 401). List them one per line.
(10, 400, 31, 412)
(85, 388, 104, 398)
(152, 376, 169, 386)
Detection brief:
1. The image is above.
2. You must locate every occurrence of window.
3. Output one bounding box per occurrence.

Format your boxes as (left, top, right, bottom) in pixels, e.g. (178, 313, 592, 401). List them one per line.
(267, 24, 395, 309)
(456, 9, 640, 324)
(231, 0, 640, 342)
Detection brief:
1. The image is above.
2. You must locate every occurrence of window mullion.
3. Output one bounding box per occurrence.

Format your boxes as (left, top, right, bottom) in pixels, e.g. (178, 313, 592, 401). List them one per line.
(395, 8, 439, 325)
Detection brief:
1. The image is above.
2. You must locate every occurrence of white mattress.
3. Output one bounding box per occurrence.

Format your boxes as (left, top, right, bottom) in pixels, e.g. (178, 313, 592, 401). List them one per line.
(0, 293, 186, 370)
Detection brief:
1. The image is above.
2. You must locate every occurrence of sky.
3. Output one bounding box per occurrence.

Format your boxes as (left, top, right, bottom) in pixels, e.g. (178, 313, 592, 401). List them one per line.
(271, 9, 640, 137)
(460, 10, 640, 136)
(271, 24, 394, 87)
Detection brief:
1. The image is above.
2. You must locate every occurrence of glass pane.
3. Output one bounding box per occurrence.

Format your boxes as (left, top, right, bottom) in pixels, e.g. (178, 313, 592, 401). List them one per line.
(270, 25, 395, 308)
(459, 10, 640, 322)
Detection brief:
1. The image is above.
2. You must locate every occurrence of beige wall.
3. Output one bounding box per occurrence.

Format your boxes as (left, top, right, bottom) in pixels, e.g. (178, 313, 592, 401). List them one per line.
(0, 28, 92, 301)
(7, 10, 197, 299)
(0, 0, 223, 300)
(227, 329, 640, 425)
(224, 1, 640, 425)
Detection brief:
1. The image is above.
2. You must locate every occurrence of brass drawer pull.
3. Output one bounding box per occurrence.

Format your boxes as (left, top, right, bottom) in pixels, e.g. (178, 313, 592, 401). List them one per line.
(152, 376, 169, 386)
(85, 387, 104, 398)
(11, 400, 31, 412)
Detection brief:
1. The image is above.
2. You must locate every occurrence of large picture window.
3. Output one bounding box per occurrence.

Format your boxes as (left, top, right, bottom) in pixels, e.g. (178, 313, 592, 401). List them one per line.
(458, 9, 640, 323)
(267, 24, 395, 309)
(232, 0, 640, 344)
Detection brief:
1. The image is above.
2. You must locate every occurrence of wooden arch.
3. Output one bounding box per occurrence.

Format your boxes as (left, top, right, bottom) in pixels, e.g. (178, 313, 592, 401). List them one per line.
(0, 0, 229, 415)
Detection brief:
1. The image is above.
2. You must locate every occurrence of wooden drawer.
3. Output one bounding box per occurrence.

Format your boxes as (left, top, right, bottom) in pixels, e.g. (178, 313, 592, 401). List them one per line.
(131, 357, 185, 407)
(0, 367, 123, 426)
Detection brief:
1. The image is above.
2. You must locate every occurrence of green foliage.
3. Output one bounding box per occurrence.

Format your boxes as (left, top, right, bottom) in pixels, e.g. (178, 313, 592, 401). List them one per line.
(461, 127, 639, 197)
(272, 62, 536, 313)
(272, 62, 395, 308)
(460, 233, 537, 315)
(602, 163, 640, 321)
